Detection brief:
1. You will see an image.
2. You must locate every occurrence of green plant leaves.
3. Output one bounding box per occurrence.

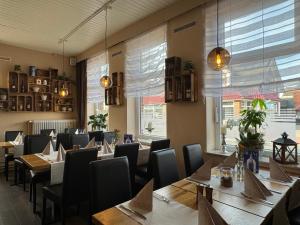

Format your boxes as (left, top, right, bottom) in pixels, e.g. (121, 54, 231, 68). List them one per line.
(88, 113, 108, 130)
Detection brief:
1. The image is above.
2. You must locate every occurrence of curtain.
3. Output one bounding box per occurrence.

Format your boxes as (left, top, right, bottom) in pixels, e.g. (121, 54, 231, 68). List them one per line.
(203, 0, 300, 97)
(86, 52, 108, 103)
(76, 60, 87, 129)
(125, 25, 167, 97)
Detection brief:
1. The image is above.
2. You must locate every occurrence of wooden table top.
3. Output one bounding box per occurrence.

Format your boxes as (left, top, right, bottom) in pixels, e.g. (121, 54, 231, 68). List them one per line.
(92, 176, 293, 225)
(0, 141, 14, 148)
(20, 154, 50, 172)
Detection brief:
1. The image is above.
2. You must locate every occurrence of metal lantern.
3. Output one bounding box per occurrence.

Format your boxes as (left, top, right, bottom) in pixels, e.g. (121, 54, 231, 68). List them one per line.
(273, 132, 298, 164)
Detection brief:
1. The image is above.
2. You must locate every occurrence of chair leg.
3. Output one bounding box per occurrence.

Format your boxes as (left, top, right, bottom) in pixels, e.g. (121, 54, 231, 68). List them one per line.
(14, 164, 18, 185)
(5, 158, 8, 181)
(29, 183, 32, 202)
(22, 168, 26, 191)
(61, 207, 65, 225)
(42, 196, 47, 225)
(33, 182, 36, 213)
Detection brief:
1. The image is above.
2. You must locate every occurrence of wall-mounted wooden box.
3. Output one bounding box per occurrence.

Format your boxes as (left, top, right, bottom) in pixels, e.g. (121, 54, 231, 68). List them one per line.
(105, 72, 124, 106)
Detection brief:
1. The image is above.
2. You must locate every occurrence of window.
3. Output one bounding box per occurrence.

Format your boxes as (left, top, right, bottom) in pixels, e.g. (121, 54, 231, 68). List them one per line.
(139, 95, 166, 137)
(86, 52, 109, 128)
(204, 0, 300, 153)
(125, 25, 167, 138)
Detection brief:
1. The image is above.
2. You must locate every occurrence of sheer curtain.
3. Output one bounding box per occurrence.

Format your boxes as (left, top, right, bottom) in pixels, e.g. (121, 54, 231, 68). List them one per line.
(86, 52, 108, 103)
(125, 25, 167, 97)
(203, 0, 300, 97)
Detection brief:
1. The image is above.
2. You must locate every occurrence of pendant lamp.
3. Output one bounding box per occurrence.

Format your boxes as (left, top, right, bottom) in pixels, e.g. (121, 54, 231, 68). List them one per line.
(207, 0, 231, 71)
(59, 41, 69, 97)
(100, 7, 112, 89)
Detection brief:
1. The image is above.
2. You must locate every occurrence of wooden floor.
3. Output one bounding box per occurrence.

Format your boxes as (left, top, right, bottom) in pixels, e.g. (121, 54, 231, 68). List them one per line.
(0, 168, 89, 225)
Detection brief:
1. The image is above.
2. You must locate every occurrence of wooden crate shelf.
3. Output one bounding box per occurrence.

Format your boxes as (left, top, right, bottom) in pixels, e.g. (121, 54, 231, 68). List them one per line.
(105, 72, 124, 106)
(165, 56, 198, 103)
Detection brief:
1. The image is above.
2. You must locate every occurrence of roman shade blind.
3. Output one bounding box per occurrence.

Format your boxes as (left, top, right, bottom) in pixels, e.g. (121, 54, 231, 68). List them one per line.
(125, 25, 167, 97)
(203, 0, 300, 97)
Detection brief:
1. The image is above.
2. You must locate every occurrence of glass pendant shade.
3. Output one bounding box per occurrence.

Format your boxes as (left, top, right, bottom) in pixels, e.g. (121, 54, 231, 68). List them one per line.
(59, 86, 68, 97)
(207, 47, 231, 71)
(100, 75, 112, 89)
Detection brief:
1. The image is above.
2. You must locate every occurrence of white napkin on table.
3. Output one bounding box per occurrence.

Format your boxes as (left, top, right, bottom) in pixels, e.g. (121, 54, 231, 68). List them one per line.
(198, 194, 228, 225)
(219, 153, 237, 168)
(56, 144, 66, 162)
(42, 141, 55, 155)
(103, 140, 113, 154)
(190, 160, 213, 181)
(85, 137, 96, 148)
(13, 144, 24, 157)
(129, 179, 153, 212)
(75, 129, 79, 134)
(49, 130, 55, 138)
(269, 157, 293, 183)
(244, 168, 272, 200)
(14, 133, 23, 145)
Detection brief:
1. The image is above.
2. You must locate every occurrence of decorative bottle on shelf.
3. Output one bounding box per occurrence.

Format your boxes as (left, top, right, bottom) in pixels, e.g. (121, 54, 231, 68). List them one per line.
(11, 79, 16, 91)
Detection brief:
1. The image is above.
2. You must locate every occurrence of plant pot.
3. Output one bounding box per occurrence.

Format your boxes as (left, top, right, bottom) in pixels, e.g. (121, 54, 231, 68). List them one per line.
(239, 144, 262, 173)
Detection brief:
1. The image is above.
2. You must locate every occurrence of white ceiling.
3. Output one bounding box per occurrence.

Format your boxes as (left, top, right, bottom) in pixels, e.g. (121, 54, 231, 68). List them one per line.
(0, 0, 178, 56)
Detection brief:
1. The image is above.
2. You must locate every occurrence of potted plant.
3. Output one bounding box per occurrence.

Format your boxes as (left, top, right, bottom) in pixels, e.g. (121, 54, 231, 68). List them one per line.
(237, 98, 267, 173)
(88, 113, 108, 131)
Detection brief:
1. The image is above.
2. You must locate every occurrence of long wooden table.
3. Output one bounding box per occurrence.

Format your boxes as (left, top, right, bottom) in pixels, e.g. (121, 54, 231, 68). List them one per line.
(0, 141, 15, 154)
(92, 175, 294, 225)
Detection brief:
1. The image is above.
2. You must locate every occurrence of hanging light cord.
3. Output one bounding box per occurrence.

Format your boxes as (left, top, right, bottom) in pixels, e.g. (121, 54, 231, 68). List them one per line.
(62, 40, 65, 75)
(105, 6, 108, 65)
(217, 0, 219, 47)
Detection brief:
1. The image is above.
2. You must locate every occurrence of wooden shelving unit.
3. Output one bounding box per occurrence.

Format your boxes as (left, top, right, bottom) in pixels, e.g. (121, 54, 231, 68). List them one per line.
(5, 68, 73, 112)
(165, 56, 198, 103)
(0, 88, 9, 111)
(105, 72, 124, 106)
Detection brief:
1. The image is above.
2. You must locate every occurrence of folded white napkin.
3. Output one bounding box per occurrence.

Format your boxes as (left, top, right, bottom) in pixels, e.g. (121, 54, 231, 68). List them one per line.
(42, 141, 55, 155)
(103, 140, 113, 154)
(244, 168, 272, 200)
(85, 137, 96, 148)
(198, 194, 228, 225)
(13, 144, 24, 157)
(56, 144, 66, 162)
(129, 179, 153, 212)
(190, 160, 213, 181)
(219, 153, 237, 168)
(14, 133, 23, 145)
(269, 157, 292, 182)
(49, 130, 55, 138)
(75, 129, 79, 134)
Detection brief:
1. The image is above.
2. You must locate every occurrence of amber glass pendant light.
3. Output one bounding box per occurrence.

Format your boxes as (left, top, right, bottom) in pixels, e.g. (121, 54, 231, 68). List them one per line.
(59, 41, 69, 97)
(207, 0, 231, 71)
(100, 7, 112, 89)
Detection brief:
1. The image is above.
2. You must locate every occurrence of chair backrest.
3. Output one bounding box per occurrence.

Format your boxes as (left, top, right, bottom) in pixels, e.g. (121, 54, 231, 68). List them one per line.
(71, 134, 89, 148)
(183, 144, 204, 177)
(62, 148, 98, 206)
(56, 133, 72, 151)
(88, 131, 104, 144)
(27, 135, 51, 154)
(5, 131, 23, 142)
(114, 143, 139, 187)
(152, 148, 179, 190)
(103, 131, 116, 144)
(146, 139, 171, 179)
(40, 129, 56, 136)
(89, 157, 132, 214)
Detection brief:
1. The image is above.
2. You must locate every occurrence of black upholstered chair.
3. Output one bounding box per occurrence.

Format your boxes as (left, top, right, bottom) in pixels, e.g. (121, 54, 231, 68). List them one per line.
(152, 148, 179, 190)
(65, 128, 84, 134)
(26, 135, 52, 213)
(289, 207, 300, 225)
(114, 143, 139, 190)
(4, 130, 23, 181)
(71, 134, 89, 148)
(56, 133, 72, 151)
(103, 131, 116, 144)
(40, 129, 56, 136)
(42, 148, 98, 225)
(136, 139, 170, 180)
(183, 144, 204, 177)
(89, 157, 132, 218)
(88, 131, 104, 144)
(14, 135, 29, 188)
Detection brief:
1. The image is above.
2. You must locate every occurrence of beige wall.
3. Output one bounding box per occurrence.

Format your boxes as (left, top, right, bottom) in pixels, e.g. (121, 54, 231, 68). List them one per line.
(0, 43, 76, 140)
(166, 7, 207, 177)
(107, 44, 127, 137)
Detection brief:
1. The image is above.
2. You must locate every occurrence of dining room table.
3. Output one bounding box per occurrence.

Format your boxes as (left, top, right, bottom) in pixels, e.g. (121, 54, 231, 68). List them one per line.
(0, 141, 15, 154)
(91, 167, 300, 225)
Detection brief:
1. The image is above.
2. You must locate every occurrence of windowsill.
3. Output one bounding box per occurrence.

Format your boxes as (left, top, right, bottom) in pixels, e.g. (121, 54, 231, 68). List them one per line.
(206, 149, 300, 176)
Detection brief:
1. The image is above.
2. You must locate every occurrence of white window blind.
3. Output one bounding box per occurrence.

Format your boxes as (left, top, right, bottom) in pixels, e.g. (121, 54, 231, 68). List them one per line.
(87, 52, 108, 103)
(203, 0, 300, 97)
(125, 25, 167, 97)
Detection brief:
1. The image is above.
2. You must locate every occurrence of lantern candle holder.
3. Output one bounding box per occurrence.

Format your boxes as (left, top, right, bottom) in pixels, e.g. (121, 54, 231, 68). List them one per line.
(273, 132, 298, 164)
